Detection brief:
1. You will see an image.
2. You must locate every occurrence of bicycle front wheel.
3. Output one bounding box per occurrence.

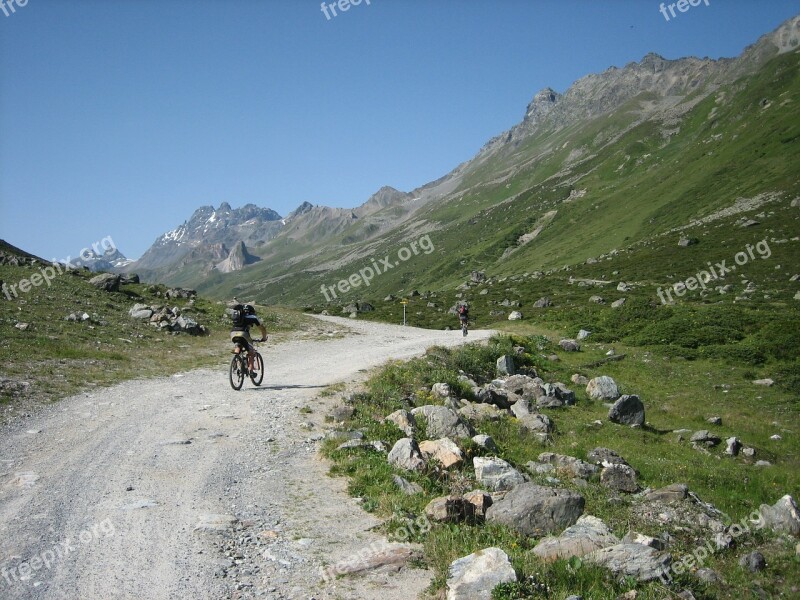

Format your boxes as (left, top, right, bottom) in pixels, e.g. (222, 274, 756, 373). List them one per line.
(250, 352, 264, 386)
(229, 354, 245, 390)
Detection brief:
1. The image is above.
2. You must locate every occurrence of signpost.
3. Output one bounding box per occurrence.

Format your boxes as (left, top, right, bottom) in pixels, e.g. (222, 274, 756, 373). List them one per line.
(400, 299, 408, 326)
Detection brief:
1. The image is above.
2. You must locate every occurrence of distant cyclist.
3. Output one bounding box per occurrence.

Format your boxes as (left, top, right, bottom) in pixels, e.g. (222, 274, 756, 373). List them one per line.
(457, 303, 470, 336)
(230, 302, 267, 374)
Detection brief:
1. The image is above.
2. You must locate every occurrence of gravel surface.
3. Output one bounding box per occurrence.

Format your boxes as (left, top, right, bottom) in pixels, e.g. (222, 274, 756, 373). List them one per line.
(0, 316, 494, 600)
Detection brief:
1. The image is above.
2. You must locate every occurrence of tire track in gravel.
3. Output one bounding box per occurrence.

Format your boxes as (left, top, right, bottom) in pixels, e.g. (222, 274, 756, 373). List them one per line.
(0, 316, 494, 600)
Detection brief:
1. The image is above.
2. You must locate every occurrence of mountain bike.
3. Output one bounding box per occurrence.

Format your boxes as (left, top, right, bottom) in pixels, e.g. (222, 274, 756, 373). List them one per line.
(229, 340, 264, 390)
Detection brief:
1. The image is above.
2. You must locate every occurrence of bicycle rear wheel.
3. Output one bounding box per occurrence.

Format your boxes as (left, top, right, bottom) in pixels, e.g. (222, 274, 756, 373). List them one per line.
(229, 354, 245, 390)
(250, 352, 264, 386)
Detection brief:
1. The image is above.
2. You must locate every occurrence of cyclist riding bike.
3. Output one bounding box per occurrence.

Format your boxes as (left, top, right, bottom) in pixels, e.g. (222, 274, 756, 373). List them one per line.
(230, 303, 267, 375)
(457, 303, 469, 336)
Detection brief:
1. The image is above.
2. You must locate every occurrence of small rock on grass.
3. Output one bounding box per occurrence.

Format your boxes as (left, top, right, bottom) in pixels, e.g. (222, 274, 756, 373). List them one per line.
(446, 547, 516, 600)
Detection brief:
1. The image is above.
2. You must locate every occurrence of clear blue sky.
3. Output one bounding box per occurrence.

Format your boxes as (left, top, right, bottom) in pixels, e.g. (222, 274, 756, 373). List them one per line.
(1, 0, 798, 260)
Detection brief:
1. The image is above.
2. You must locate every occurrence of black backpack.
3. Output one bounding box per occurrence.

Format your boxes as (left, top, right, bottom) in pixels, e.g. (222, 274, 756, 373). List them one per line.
(231, 304, 246, 328)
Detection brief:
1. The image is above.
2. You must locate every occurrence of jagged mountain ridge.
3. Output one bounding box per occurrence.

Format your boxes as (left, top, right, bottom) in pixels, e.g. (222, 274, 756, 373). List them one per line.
(129, 15, 799, 303)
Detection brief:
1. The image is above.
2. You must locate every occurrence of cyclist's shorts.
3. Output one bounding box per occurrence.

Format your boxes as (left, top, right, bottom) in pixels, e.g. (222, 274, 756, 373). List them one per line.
(230, 329, 253, 346)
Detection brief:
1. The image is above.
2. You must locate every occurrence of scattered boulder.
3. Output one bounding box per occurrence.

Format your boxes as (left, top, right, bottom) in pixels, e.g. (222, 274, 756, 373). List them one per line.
(611, 298, 626, 308)
(89, 273, 120, 292)
(446, 547, 516, 600)
(586, 376, 620, 401)
(589, 295, 605, 304)
(533, 297, 552, 308)
(486, 483, 585, 537)
(577, 329, 591, 340)
(559, 339, 580, 352)
(508, 311, 523, 321)
(645, 483, 688, 503)
(586, 543, 672, 582)
(571, 374, 589, 385)
(475, 386, 512, 410)
(496, 355, 515, 376)
(600, 464, 639, 493)
(690, 430, 722, 447)
(739, 551, 766, 572)
(758, 495, 800, 537)
(388, 438, 424, 472)
(463, 490, 493, 519)
(392, 475, 424, 495)
(707, 416, 722, 425)
(419, 438, 463, 468)
(587, 447, 630, 468)
(425, 495, 475, 523)
(753, 378, 774, 387)
(617, 282, 632, 292)
(473, 457, 526, 492)
(385, 409, 416, 436)
(533, 515, 619, 562)
(459, 402, 505, 422)
(432, 382, 452, 399)
(471, 434, 498, 452)
(534, 452, 599, 480)
(725, 437, 742, 456)
(119, 273, 140, 285)
(608, 395, 645, 426)
(129, 304, 153, 319)
(678, 237, 698, 247)
(411, 405, 473, 439)
(518, 413, 554, 434)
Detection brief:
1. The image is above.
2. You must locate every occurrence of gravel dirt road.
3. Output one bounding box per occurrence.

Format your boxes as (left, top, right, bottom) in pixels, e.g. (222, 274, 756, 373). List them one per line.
(0, 316, 494, 600)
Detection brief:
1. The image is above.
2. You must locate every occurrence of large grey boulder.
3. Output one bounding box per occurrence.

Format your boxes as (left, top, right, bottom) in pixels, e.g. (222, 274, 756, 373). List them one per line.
(518, 413, 554, 434)
(533, 515, 619, 562)
(608, 395, 645, 426)
(388, 438, 424, 472)
(600, 464, 639, 493)
(758, 495, 800, 537)
(411, 405, 473, 439)
(129, 304, 153, 320)
(473, 457, 525, 492)
(586, 543, 672, 582)
(586, 376, 620, 401)
(89, 273, 120, 292)
(486, 483, 585, 537)
(503, 374, 544, 401)
(446, 547, 516, 600)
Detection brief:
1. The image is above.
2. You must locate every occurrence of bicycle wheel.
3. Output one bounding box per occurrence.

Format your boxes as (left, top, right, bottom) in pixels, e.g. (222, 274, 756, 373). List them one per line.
(229, 354, 245, 390)
(462, 322, 468, 337)
(250, 352, 264, 386)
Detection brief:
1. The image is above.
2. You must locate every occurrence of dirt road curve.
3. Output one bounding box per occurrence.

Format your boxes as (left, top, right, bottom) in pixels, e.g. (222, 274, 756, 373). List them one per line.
(0, 316, 494, 600)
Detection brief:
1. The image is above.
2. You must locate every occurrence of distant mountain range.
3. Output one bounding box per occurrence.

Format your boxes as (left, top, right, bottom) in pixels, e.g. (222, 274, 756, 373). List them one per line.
(121, 15, 800, 307)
